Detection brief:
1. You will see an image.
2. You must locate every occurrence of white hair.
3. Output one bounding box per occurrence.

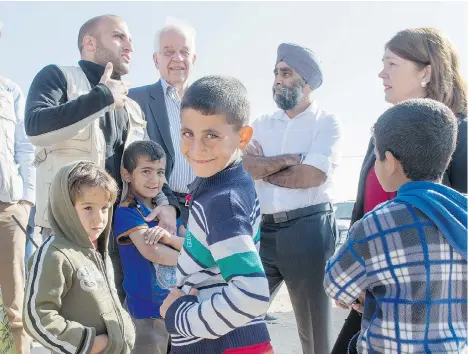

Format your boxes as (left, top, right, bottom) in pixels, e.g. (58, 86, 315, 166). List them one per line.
(153, 20, 196, 54)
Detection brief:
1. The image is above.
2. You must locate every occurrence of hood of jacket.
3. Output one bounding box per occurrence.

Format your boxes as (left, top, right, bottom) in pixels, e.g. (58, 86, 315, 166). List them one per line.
(48, 160, 112, 251)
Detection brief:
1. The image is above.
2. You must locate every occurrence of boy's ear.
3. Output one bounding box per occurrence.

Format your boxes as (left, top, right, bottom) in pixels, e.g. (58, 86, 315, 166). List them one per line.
(121, 167, 131, 183)
(238, 125, 253, 150)
(384, 151, 399, 176)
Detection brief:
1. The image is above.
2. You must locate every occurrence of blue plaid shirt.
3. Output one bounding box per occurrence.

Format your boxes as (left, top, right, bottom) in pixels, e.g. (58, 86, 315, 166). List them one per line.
(324, 200, 467, 353)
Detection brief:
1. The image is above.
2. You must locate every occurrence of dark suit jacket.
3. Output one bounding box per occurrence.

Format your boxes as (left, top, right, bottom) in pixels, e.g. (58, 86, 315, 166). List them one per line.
(351, 115, 467, 226)
(129, 81, 180, 212)
(129, 80, 176, 182)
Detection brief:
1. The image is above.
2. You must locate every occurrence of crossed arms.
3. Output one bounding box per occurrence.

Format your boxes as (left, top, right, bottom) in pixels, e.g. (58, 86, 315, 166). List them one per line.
(242, 140, 327, 189)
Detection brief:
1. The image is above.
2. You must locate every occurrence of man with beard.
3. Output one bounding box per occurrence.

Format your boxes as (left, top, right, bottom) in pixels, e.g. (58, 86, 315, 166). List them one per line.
(25, 15, 180, 303)
(242, 43, 342, 354)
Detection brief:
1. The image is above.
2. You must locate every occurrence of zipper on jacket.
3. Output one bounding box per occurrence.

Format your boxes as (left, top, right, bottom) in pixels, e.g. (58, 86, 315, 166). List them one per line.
(93, 250, 127, 348)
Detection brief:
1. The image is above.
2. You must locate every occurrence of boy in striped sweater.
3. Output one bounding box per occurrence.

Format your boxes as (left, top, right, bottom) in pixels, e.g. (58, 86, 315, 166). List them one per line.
(160, 76, 272, 353)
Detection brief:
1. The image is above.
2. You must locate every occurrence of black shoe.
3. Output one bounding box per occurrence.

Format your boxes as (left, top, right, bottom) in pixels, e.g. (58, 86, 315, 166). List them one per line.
(264, 313, 278, 323)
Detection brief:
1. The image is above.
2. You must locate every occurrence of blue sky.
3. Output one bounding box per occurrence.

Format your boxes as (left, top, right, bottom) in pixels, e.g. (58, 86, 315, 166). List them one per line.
(1, 1, 467, 200)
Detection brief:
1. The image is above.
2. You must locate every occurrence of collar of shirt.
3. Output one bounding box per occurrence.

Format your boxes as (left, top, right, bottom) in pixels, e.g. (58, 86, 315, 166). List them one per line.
(160, 78, 181, 100)
(79, 60, 121, 87)
(271, 100, 319, 121)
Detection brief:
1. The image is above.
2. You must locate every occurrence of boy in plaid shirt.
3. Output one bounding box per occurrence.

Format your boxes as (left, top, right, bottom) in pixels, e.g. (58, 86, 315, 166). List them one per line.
(324, 99, 467, 353)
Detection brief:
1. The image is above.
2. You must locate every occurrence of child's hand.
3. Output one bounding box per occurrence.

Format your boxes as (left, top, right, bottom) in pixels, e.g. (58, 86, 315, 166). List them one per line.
(90, 334, 108, 354)
(333, 299, 350, 310)
(178, 225, 186, 238)
(160, 288, 198, 318)
(144, 226, 171, 245)
(351, 295, 365, 313)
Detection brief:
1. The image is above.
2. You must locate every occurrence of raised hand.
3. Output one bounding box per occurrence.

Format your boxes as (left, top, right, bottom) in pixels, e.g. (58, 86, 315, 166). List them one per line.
(99, 62, 130, 109)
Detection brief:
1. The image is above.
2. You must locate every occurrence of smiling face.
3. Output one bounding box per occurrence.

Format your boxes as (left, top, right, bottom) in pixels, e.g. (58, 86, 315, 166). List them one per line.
(154, 28, 196, 87)
(74, 186, 112, 243)
(180, 108, 252, 178)
(122, 156, 166, 205)
(378, 48, 429, 105)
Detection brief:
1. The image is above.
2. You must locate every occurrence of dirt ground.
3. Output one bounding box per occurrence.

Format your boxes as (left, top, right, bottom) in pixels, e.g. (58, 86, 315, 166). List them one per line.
(267, 284, 348, 354)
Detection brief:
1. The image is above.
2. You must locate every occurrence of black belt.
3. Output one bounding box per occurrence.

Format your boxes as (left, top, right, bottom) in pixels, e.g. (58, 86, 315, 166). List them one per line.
(262, 202, 332, 224)
(173, 192, 189, 206)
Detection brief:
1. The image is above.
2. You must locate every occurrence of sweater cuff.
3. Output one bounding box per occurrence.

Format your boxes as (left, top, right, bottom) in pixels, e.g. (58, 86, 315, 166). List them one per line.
(164, 295, 198, 336)
(95, 83, 115, 107)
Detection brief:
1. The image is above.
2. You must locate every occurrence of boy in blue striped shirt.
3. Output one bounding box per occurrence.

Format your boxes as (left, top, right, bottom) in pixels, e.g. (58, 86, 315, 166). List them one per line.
(160, 76, 273, 354)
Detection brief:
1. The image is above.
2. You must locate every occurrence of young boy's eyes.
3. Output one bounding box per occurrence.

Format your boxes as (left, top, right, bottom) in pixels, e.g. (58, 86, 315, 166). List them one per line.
(83, 205, 109, 211)
(181, 131, 219, 140)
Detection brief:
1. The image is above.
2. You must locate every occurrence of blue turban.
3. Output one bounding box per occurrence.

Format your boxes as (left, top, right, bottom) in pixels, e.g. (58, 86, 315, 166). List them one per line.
(276, 43, 323, 90)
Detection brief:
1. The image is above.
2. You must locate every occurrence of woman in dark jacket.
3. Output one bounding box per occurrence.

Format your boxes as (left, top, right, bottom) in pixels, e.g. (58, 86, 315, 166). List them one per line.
(332, 27, 467, 354)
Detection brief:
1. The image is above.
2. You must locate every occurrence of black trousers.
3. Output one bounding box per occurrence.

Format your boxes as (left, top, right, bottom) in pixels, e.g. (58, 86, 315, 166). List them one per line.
(260, 204, 337, 354)
(331, 309, 362, 354)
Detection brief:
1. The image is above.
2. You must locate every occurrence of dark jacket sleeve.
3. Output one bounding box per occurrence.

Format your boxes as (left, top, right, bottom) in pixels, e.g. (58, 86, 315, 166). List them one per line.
(350, 138, 375, 226)
(139, 103, 180, 217)
(25, 64, 114, 146)
(162, 183, 181, 218)
(444, 117, 467, 194)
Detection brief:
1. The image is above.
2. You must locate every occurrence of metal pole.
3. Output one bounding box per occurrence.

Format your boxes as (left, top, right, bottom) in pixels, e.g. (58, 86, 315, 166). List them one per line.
(11, 214, 39, 249)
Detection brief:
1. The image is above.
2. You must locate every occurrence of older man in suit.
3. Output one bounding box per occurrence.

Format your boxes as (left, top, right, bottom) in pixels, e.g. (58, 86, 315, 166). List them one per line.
(129, 22, 196, 226)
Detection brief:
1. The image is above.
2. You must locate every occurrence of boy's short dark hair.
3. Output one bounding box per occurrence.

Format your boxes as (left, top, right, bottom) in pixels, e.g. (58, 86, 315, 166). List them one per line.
(122, 140, 166, 173)
(181, 75, 250, 130)
(373, 98, 458, 182)
(68, 161, 118, 204)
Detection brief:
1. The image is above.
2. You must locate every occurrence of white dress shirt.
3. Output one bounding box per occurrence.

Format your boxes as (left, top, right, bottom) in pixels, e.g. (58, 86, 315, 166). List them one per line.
(250, 101, 342, 214)
(161, 79, 196, 194)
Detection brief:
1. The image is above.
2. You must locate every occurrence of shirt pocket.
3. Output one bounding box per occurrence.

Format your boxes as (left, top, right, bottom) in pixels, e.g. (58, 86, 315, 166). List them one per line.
(125, 100, 146, 143)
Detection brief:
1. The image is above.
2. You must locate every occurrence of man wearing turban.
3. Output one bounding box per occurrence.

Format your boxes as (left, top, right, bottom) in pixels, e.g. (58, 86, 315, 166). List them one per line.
(243, 43, 343, 354)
